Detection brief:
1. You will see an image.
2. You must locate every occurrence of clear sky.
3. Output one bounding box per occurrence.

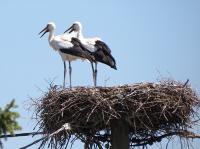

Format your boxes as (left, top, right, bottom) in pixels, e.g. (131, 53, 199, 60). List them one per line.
(0, 0, 200, 148)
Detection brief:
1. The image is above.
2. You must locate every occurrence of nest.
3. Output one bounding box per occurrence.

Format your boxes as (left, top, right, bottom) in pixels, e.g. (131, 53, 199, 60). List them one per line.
(33, 80, 200, 149)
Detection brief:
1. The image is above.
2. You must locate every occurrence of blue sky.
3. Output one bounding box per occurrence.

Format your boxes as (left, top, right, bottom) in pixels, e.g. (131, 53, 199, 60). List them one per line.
(0, 0, 200, 148)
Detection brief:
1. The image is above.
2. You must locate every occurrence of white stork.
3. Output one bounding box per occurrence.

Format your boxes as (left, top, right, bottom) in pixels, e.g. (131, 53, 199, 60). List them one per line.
(39, 22, 94, 88)
(64, 22, 117, 87)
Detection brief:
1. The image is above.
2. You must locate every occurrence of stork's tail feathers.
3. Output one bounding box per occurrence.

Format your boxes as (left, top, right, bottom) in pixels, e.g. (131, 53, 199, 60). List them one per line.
(104, 55, 117, 70)
(111, 64, 117, 70)
(107, 54, 117, 70)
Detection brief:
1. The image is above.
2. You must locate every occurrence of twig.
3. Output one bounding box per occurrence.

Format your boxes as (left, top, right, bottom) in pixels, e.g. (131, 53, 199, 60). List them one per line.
(183, 79, 189, 87)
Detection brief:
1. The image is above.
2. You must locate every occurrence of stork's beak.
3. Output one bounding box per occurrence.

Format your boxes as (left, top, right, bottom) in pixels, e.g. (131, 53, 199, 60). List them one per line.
(39, 26, 49, 38)
(64, 25, 74, 34)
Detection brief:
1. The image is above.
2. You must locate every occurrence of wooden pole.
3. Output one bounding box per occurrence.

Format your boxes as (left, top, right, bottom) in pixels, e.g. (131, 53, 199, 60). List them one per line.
(111, 120, 129, 149)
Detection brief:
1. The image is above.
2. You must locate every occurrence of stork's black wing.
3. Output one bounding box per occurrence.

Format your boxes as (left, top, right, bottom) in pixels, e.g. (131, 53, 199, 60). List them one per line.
(60, 38, 95, 62)
(95, 40, 111, 54)
(94, 40, 117, 70)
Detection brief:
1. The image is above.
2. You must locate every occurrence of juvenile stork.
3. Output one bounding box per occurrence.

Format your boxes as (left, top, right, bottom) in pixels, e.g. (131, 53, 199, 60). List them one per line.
(64, 22, 117, 86)
(39, 22, 94, 88)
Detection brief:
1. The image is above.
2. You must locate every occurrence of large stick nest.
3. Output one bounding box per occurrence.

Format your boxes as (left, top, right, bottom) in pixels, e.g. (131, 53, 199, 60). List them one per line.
(33, 80, 200, 148)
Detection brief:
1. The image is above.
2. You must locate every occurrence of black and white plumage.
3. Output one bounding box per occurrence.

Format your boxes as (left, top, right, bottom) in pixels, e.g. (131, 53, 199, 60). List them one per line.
(64, 22, 117, 86)
(39, 22, 94, 88)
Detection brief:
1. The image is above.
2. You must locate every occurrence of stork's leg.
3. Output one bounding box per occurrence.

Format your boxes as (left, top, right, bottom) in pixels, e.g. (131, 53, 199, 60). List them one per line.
(94, 62, 97, 87)
(90, 62, 95, 87)
(69, 61, 72, 89)
(63, 61, 66, 88)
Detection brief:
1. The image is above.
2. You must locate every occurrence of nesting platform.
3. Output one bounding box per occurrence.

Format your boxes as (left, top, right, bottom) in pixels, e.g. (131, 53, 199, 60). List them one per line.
(33, 80, 200, 148)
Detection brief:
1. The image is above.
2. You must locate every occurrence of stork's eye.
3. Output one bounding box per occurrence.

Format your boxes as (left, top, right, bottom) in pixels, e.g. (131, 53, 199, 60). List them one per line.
(73, 24, 79, 31)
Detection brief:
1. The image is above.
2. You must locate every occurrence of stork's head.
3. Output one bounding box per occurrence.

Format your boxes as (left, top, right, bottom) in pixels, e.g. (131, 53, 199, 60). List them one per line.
(64, 21, 82, 33)
(39, 22, 56, 38)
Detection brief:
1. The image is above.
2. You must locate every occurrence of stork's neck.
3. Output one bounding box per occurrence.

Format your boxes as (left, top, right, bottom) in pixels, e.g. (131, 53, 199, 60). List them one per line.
(48, 30, 55, 42)
(77, 30, 84, 40)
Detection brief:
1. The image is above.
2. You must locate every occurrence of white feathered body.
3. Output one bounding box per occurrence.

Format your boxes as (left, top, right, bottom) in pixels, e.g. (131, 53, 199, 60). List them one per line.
(49, 33, 85, 61)
(79, 37, 101, 53)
